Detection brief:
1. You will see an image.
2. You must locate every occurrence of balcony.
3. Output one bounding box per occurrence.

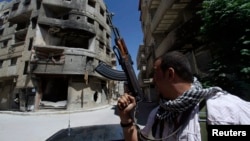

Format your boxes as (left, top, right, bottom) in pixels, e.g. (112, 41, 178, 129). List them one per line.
(151, 0, 192, 34)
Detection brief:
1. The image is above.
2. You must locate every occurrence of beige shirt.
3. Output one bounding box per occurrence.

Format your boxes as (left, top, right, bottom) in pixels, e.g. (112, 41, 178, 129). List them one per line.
(140, 91, 250, 141)
(140, 104, 202, 141)
(206, 92, 250, 124)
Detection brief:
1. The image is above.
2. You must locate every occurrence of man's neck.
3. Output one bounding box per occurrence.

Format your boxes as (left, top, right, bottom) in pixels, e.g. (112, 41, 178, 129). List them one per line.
(170, 82, 192, 99)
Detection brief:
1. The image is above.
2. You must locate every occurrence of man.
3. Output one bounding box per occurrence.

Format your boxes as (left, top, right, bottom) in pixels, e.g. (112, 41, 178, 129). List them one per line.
(117, 51, 250, 141)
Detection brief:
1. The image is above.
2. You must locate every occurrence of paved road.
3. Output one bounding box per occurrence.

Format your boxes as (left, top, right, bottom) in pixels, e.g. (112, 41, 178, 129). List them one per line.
(0, 105, 121, 141)
(0, 101, 158, 141)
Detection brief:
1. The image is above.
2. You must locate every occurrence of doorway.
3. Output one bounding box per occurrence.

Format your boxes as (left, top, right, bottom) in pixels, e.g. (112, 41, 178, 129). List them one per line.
(40, 76, 68, 109)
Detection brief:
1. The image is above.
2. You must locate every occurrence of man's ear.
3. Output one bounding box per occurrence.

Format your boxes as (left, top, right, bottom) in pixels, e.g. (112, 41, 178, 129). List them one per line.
(167, 67, 175, 80)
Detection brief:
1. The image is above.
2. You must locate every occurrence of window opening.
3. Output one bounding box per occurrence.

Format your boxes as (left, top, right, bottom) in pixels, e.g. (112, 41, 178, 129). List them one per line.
(88, 0, 96, 8)
(23, 61, 28, 74)
(0, 60, 3, 68)
(36, 0, 42, 9)
(62, 14, 69, 20)
(31, 17, 38, 29)
(3, 40, 8, 48)
(12, 3, 20, 11)
(106, 48, 110, 55)
(87, 17, 94, 24)
(100, 8, 105, 16)
(10, 58, 17, 66)
(28, 38, 33, 51)
(99, 24, 104, 31)
(23, 0, 31, 5)
(99, 41, 104, 49)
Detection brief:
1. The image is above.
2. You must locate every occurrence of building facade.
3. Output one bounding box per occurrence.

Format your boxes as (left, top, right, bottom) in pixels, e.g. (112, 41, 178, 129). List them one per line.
(137, 0, 212, 101)
(0, 0, 119, 112)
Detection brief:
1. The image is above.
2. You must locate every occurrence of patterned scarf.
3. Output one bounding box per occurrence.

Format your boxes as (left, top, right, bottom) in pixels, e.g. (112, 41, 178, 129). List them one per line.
(152, 78, 223, 137)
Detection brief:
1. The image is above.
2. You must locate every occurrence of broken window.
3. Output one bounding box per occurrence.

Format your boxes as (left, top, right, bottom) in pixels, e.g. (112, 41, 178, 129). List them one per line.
(0, 29, 3, 36)
(9, 22, 14, 28)
(40, 23, 94, 49)
(64, 0, 72, 2)
(33, 46, 64, 64)
(85, 57, 94, 72)
(16, 23, 27, 31)
(0, 11, 9, 25)
(31, 17, 38, 29)
(0, 60, 3, 68)
(88, 0, 96, 8)
(14, 30, 27, 43)
(3, 40, 8, 47)
(23, 61, 28, 74)
(12, 2, 20, 11)
(87, 17, 94, 25)
(36, 0, 42, 10)
(62, 14, 69, 20)
(0, 40, 8, 48)
(63, 33, 89, 48)
(99, 41, 104, 50)
(4, 11, 9, 16)
(10, 57, 17, 66)
(0, 17, 3, 29)
(106, 48, 110, 56)
(100, 7, 105, 16)
(93, 91, 98, 102)
(106, 33, 110, 40)
(99, 24, 104, 31)
(0, 82, 3, 92)
(43, 4, 71, 20)
(23, 0, 31, 5)
(28, 38, 33, 51)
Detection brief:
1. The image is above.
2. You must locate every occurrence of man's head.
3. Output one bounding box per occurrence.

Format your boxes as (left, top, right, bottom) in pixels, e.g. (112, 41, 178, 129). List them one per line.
(153, 51, 193, 99)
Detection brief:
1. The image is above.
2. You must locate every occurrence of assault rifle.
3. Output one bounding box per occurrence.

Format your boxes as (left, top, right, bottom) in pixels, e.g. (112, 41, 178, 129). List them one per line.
(95, 11, 143, 101)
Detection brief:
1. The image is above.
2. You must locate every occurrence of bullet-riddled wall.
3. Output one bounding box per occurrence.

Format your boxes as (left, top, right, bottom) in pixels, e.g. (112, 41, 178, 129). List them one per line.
(0, 0, 117, 111)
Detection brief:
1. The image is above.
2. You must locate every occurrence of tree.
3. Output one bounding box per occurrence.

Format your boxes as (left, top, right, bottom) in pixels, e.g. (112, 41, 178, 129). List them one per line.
(198, 0, 250, 100)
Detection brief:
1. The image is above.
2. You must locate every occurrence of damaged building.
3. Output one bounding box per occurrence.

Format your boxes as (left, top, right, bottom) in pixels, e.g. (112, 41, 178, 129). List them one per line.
(137, 0, 212, 102)
(0, 0, 118, 112)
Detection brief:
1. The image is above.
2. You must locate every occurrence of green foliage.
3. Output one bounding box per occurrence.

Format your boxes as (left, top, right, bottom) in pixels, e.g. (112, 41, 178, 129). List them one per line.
(197, 0, 250, 100)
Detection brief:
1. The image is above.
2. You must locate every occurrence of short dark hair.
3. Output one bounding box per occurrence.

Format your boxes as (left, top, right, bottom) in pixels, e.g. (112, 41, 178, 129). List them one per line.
(158, 51, 193, 83)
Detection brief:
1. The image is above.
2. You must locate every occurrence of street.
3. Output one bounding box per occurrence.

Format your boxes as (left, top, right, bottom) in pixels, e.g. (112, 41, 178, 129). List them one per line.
(0, 101, 158, 141)
(0, 104, 121, 141)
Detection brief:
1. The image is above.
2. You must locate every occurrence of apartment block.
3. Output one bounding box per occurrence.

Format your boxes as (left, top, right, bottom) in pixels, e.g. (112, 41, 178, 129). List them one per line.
(137, 0, 212, 101)
(0, 0, 118, 112)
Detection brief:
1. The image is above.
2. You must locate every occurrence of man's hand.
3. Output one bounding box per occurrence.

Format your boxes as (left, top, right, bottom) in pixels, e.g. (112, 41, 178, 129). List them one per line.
(117, 93, 136, 123)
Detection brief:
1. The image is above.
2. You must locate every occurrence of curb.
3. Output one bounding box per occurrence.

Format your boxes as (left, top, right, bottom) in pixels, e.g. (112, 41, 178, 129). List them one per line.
(0, 104, 115, 116)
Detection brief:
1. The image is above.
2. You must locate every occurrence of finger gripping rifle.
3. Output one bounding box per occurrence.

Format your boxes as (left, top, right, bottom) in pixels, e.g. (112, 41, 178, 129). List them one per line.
(95, 11, 143, 101)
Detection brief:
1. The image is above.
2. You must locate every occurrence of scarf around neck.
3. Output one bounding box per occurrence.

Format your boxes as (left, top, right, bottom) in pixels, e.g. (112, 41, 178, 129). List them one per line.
(151, 78, 224, 138)
(155, 77, 222, 123)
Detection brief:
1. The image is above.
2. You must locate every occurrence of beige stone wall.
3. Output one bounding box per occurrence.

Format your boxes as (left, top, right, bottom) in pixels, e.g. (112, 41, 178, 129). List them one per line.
(68, 76, 108, 110)
(0, 0, 117, 111)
